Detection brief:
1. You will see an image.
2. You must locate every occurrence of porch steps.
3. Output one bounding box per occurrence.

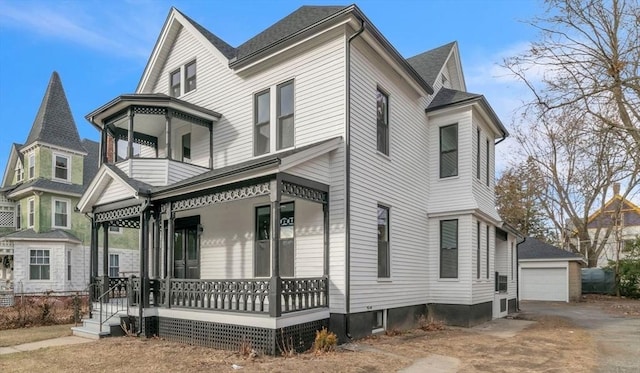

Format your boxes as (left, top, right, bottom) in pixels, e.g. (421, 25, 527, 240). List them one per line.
(71, 309, 127, 340)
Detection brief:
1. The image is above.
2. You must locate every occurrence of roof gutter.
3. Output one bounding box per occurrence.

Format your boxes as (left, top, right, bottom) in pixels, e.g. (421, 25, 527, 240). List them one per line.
(345, 15, 365, 341)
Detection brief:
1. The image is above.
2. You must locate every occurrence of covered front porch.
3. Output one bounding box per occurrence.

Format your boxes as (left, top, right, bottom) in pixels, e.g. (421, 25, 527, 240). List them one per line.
(84, 171, 331, 353)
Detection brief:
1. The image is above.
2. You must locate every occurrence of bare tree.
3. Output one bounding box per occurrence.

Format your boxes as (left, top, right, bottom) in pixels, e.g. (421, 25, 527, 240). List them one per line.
(504, 0, 640, 266)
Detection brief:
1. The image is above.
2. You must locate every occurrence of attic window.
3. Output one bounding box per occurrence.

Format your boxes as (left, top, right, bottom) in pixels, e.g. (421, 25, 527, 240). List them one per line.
(185, 61, 197, 93)
(15, 163, 24, 182)
(441, 74, 449, 88)
(170, 69, 181, 97)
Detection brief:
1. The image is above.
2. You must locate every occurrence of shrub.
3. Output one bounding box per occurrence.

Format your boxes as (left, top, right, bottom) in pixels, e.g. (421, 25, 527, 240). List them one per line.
(312, 327, 337, 353)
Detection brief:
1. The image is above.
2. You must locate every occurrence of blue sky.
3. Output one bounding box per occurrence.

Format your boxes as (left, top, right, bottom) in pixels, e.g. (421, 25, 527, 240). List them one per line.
(0, 0, 541, 172)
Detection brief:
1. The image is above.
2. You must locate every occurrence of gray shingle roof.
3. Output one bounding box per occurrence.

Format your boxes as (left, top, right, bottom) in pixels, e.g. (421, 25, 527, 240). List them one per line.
(518, 237, 584, 260)
(426, 88, 482, 111)
(9, 178, 85, 196)
(235, 5, 347, 61)
(4, 228, 81, 243)
(24, 72, 86, 154)
(82, 139, 99, 187)
(407, 41, 456, 87)
(177, 9, 236, 59)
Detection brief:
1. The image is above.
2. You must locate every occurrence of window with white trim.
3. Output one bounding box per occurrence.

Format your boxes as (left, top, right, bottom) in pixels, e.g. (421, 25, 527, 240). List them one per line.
(254, 80, 295, 156)
(277, 81, 294, 151)
(169, 60, 196, 97)
(440, 219, 458, 278)
(170, 69, 181, 97)
(28, 153, 35, 179)
(28, 198, 35, 228)
(53, 154, 70, 181)
(184, 60, 197, 94)
(52, 198, 70, 229)
(486, 139, 491, 186)
(377, 205, 390, 278)
(109, 254, 119, 278)
(476, 128, 481, 180)
(16, 161, 24, 182)
(440, 124, 458, 178)
(376, 88, 389, 155)
(30, 249, 50, 280)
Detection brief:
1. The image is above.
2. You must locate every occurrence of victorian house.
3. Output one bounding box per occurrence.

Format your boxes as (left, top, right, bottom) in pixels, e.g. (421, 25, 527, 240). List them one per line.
(0, 72, 138, 301)
(74, 5, 520, 353)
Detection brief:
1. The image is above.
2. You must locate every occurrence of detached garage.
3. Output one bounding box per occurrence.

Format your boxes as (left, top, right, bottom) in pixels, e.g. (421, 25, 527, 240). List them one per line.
(518, 237, 586, 302)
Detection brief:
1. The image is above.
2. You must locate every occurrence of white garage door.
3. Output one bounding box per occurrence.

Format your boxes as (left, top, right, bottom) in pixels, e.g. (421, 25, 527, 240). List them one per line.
(521, 267, 567, 301)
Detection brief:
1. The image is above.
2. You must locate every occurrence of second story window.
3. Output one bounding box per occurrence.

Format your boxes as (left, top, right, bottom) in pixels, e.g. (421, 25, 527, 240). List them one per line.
(170, 69, 181, 97)
(254, 89, 271, 156)
(16, 203, 21, 229)
(486, 139, 491, 186)
(277, 81, 294, 151)
(182, 133, 191, 163)
(476, 128, 481, 180)
(185, 61, 197, 94)
(440, 124, 458, 178)
(376, 88, 389, 155)
(53, 199, 69, 229)
(28, 198, 35, 228)
(28, 153, 35, 179)
(54, 154, 69, 181)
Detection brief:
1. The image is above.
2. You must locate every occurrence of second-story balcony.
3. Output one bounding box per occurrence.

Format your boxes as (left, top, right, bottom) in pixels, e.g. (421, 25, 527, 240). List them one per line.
(86, 94, 221, 187)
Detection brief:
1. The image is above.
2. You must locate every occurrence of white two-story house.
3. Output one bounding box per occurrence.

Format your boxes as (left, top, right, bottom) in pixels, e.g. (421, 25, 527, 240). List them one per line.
(75, 5, 519, 353)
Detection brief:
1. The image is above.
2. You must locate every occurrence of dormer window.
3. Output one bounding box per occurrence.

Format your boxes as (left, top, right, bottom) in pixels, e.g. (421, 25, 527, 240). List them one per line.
(170, 69, 181, 97)
(169, 60, 197, 97)
(53, 153, 70, 181)
(28, 153, 35, 179)
(15, 163, 24, 182)
(185, 61, 197, 94)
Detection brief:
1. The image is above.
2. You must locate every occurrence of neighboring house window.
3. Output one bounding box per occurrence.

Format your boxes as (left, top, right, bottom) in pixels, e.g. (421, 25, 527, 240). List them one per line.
(476, 128, 481, 180)
(440, 124, 458, 178)
(254, 89, 270, 156)
(170, 69, 181, 97)
(254, 203, 295, 277)
(28, 198, 35, 228)
(182, 133, 191, 163)
(184, 60, 197, 94)
(277, 81, 295, 151)
(377, 205, 390, 278)
(476, 221, 481, 279)
(16, 203, 21, 229)
(52, 199, 70, 228)
(109, 254, 119, 278)
(109, 226, 122, 234)
(376, 88, 389, 155)
(30, 249, 50, 280)
(486, 139, 490, 185)
(28, 153, 35, 179)
(53, 154, 70, 181)
(440, 219, 458, 278)
(67, 251, 71, 281)
(486, 225, 490, 279)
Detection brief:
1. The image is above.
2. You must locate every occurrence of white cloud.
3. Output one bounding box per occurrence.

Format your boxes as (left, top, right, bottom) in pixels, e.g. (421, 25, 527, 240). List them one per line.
(0, 1, 162, 59)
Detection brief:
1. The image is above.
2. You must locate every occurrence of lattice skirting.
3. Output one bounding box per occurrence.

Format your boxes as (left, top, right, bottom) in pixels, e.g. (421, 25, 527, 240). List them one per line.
(0, 293, 14, 307)
(155, 317, 328, 355)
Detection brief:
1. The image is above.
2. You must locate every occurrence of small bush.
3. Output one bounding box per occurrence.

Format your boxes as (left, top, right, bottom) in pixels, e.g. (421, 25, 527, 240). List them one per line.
(312, 327, 337, 353)
(418, 315, 446, 331)
(384, 328, 402, 336)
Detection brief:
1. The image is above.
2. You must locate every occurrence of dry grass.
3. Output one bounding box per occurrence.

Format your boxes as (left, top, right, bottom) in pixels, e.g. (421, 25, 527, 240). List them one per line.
(0, 324, 73, 347)
(581, 294, 640, 317)
(0, 316, 596, 373)
(0, 295, 88, 330)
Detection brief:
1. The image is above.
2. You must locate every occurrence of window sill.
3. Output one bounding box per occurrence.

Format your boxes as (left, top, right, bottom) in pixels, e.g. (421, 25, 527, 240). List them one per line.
(438, 278, 459, 282)
(376, 151, 391, 161)
(438, 175, 460, 181)
(181, 88, 198, 99)
(52, 178, 72, 184)
(52, 226, 71, 230)
(377, 278, 392, 283)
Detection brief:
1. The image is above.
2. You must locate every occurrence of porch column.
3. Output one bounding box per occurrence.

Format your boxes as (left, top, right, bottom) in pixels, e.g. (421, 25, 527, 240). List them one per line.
(208, 124, 213, 169)
(165, 204, 174, 308)
(165, 110, 172, 160)
(323, 203, 330, 277)
(269, 178, 282, 317)
(101, 222, 109, 301)
(90, 219, 99, 301)
(139, 208, 150, 310)
(152, 209, 161, 278)
(127, 108, 135, 159)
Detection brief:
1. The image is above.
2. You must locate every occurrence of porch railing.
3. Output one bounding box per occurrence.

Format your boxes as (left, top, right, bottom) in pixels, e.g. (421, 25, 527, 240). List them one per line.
(129, 276, 328, 314)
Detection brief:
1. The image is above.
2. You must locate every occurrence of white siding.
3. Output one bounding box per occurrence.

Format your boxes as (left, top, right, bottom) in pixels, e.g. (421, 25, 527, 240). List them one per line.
(471, 218, 495, 304)
(471, 113, 501, 221)
(285, 153, 331, 185)
(348, 40, 430, 313)
(295, 199, 324, 278)
(166, 160, 208, 185)
(96, 179, 132, 205)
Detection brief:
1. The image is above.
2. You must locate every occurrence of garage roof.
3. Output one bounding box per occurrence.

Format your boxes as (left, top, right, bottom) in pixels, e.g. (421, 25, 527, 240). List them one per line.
(518, 237, 585, 261)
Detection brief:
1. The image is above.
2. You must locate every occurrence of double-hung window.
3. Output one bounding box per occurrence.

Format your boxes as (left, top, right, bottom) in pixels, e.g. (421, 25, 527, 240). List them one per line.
(254, 90, 271, 156)
(28, 198, 35, 228)
(486, 139, 491, 185)
(376, 89, 389, 155)
(182, 133, 191, 163)
(184, 60, 197, 94)
(170, 69, 181, 97)
(486, 225, 490, 278)
(28, 153, 35, 179)
(30, 249, 50, 280)
(377, 205, 390, 278)
(476, 128, 481, 179)
(109, 254, 120, 278)
(277, 81, 295, 151)
(440, 124, 458, 178)
(440, 219, 458, 278)
(476, 221, 481, 279)
(54, 154, 69, 181)
(53, 199, 69, 228)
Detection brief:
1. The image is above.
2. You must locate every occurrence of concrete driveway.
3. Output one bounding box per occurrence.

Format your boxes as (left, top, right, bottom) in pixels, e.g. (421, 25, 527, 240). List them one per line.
(520, 301, 640, 373)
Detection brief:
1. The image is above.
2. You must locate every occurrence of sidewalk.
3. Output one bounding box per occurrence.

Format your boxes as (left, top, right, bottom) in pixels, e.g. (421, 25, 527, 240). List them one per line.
(0, 336, 94, 355)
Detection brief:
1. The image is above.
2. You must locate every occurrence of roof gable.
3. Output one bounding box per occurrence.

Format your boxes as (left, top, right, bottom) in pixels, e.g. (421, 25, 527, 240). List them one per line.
(518, 237, 584, 261)
(24, 72, 86, 154)
(407, 41, 466, 91)
(1, 143, 22, 188)
(78, 164, 152, 213)
(587, 195, 640, 228)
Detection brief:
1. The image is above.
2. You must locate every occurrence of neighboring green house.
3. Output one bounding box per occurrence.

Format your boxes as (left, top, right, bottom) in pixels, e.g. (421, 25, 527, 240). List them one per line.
(0, 72, 138, 295)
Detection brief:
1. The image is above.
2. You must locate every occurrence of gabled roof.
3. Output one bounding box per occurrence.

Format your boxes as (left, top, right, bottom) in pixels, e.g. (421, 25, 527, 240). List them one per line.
(426, 88, 509, 139)
(587, 195, 640, 228)
(7, 178, 85, 198)
(177, 9, 236, 59)
(4, 228, 82, 243)
(407, 41, 456, 87)
(82, 139, 100, 187)
(518, 237, 584, 261)
(234, 5, 347, 61)
(1, 143, 23, 188)
(24, 72, 86, 154)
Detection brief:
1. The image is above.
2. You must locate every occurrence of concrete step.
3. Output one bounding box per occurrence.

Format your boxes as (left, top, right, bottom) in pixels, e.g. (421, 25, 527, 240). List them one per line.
(71, 326, 110, 340)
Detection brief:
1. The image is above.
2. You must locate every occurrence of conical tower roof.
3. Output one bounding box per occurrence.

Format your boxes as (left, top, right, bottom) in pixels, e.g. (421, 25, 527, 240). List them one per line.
(24, 72, 86, 153)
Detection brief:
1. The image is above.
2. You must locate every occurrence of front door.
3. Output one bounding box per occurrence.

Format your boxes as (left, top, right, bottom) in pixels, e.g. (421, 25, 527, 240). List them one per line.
(173, 216, 200, 279)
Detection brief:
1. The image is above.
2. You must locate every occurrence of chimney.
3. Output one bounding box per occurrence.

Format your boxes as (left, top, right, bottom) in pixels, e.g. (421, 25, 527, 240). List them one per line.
(613, 183, 620, 196)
